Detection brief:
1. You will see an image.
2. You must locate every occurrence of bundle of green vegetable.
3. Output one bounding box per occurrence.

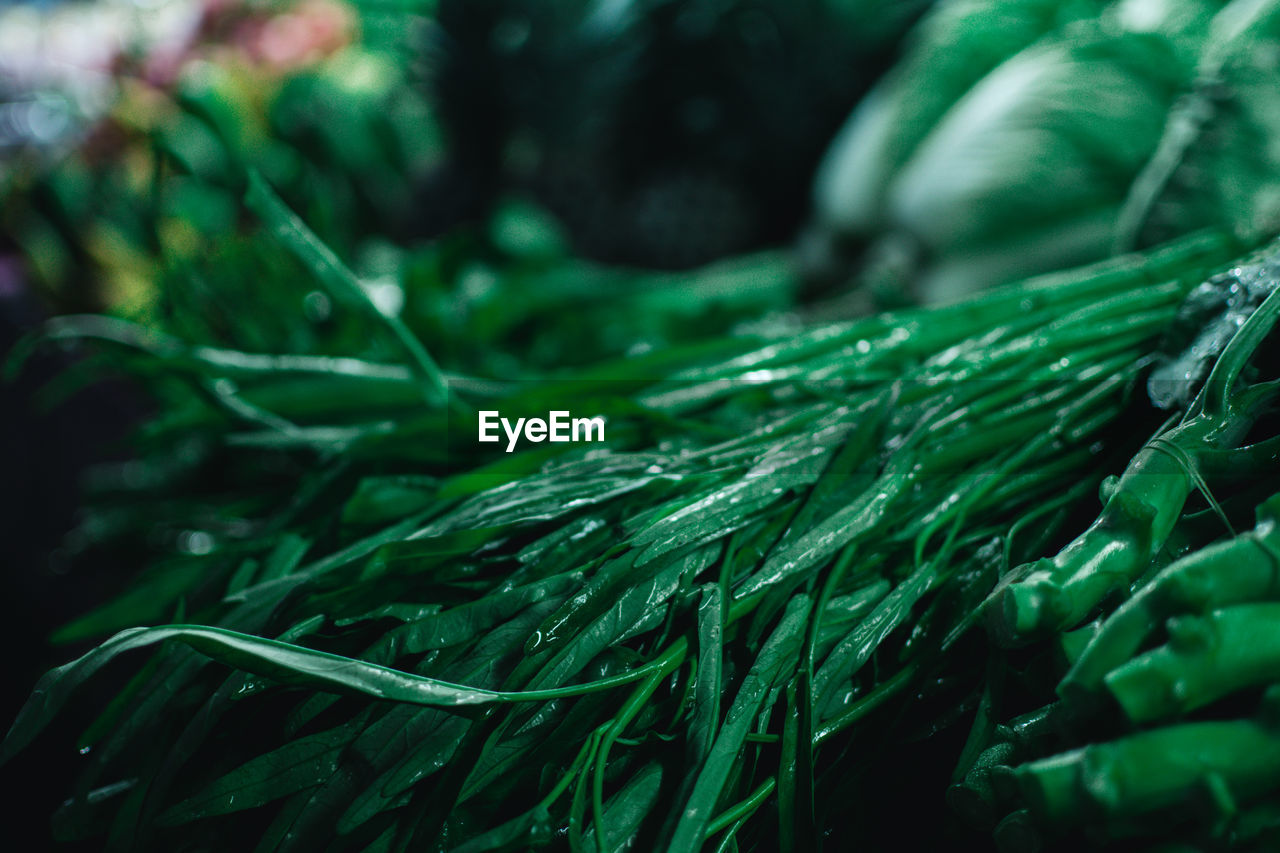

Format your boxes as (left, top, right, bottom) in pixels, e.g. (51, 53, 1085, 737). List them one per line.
(952, 240, 1280, 851)
(10, 2, 1280, 850)
(809, 0, 1280, 304)
(6, 157, 1274, 848)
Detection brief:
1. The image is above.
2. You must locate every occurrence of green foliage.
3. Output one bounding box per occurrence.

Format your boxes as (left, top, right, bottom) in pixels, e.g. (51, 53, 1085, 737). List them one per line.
(810, 0, 1280, 303)
(4, 222, 1256, 850)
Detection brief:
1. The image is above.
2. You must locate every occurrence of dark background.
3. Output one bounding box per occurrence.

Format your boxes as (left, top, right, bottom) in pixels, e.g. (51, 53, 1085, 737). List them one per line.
(1, 265, 143, 847)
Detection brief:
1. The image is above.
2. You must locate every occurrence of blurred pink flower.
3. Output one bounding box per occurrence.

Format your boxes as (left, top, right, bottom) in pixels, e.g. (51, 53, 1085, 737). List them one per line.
(232, 0, 355, 72)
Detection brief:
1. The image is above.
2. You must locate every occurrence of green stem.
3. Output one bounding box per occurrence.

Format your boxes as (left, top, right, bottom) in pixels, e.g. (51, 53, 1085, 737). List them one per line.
(1061, 493, 1280, 707)
(243, 171, 453, 410)
(592, 649, 683, 851)
(706, 778, 776, 837)
(1106, 603, 1280, 723)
